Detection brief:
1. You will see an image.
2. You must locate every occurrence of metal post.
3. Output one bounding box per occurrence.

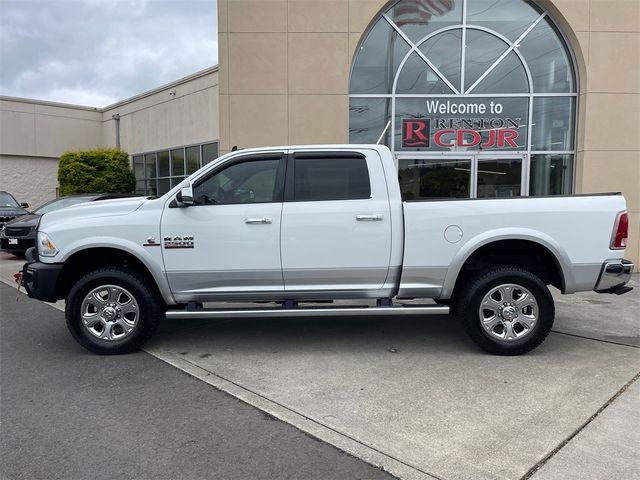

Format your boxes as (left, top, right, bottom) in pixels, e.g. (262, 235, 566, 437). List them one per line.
(111, 113, 121, 149)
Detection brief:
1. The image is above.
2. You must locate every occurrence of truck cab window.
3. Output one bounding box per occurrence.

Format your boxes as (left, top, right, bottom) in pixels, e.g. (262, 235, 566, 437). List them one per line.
(293, 157, 371, 201)
(193, 159, 280, 205)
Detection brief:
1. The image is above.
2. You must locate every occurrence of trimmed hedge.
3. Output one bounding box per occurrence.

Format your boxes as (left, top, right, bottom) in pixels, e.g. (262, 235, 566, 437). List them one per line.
(58, 148, 136, 196)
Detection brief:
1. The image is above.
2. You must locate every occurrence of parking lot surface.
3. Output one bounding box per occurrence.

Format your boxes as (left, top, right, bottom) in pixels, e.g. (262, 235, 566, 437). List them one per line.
(1, 252, 638, 479)
(0, 281, 393, 480)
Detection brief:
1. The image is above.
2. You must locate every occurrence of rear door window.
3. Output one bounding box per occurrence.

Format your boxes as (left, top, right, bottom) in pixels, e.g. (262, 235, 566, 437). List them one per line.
(292, 156, 371, 201)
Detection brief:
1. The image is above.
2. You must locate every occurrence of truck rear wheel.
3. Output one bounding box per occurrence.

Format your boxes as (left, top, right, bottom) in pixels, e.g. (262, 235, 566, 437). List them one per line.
(65, 267, 164, 355)
(456, 265, 554, 355)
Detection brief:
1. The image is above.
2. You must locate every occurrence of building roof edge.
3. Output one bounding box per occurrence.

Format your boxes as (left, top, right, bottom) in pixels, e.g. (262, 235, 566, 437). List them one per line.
(0, 95, 100, 111)
(0, 65, 219, 112)
(101, 65, 219, 111)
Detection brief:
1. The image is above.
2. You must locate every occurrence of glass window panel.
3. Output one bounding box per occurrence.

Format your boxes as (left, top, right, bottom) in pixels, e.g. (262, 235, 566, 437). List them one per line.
(144, 153, 157, 179)
(472, 50, 529, 93)
(194, 159, 280, 205)
(396, 51, 454, 95)
(171, 148, 185, 177)
(530, 154, 573, 196)
(186, 146, 200, 174)
(293, 157, 371, 201)
(398, 158, 471, 199)
(477, 158, 522, 198)
(135, 180, 147, 195)
(349, 98, 391, 146)
(394, 97, 426, 151)
(418, 29, 462, 92)
(395, 97, 528, 152)
(0, 192, 19, 207)
(386, 0, 462, 44)
(350, 19, 411, 95)
(202, 142, 219, 165)
(171, 177, 186, 189)
(531, 97, 575, 151)
(464, 29, 510, 92)
(157, 178, 171, 196)
(466, 0, 541, 42)
(518, 17, 575, 93)
(133, 155, 144, 180)
(147, 178, 158, 197)
(348, 0, 579, 195)
(158, 150, 170, 177)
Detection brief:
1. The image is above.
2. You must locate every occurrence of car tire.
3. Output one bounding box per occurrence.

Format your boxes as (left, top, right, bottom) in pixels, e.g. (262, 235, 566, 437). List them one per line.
(456, 265, 554, 355)
(65, 267, 164, 355)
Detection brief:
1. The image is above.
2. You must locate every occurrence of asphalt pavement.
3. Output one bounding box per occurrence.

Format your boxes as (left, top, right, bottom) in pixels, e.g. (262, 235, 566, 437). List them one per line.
(0, 282, 394, 480)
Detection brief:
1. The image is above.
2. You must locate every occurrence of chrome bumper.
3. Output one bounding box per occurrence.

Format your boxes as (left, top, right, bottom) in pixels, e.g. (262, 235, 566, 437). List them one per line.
(594, 259, 634, 294)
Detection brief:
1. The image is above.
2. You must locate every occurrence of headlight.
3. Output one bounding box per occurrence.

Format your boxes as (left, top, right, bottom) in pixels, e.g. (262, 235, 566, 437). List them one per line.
(37, 232, 59, 257)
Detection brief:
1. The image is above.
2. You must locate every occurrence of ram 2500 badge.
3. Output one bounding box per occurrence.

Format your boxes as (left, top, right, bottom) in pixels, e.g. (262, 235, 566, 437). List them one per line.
(21, 145, 634, 355)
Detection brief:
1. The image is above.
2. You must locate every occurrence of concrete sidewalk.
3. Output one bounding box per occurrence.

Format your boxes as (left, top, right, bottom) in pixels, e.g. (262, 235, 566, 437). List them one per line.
(1, 252, 638, 480)
(144, 294, 639, 480)
(531, 378, 640, 480)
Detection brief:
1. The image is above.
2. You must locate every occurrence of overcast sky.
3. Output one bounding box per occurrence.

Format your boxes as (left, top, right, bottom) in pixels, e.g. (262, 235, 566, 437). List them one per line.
(0, 0, 218, 107)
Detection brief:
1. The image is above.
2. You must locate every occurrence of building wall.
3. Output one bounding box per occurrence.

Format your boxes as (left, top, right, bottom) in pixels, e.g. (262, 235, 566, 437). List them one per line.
(0, 155, 61, 207)
(102, 68, 219, 155)
(0, 66, 219, 207)
(0, 97, 103, 206)
(558, 0, 640, 268)
(217, 0, 640, 264)
(0, 98, 103, 158)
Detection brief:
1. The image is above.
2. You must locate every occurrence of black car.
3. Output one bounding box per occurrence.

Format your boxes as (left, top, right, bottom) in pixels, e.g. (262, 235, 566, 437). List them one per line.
(0, 191, 30, 230)
(0, 193, 140, 256)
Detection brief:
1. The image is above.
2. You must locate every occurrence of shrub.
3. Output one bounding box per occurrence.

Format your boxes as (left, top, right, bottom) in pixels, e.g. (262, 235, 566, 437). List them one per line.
(58, 148, 136, 196)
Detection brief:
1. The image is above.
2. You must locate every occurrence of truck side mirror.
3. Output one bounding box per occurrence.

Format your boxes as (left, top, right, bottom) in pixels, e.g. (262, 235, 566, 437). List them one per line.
(176, 184, 194, 207)
(20, 202, 29, 208)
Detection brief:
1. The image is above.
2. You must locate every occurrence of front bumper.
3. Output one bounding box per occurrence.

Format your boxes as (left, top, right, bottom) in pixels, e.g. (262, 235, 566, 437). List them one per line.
(22, 253, 63, 303)
(594, 259, 634, 294)
(0, 236, 35, 253)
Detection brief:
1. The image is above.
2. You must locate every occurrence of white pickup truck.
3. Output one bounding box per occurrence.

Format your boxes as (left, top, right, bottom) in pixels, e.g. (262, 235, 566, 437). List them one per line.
(22, 145, 633, 356)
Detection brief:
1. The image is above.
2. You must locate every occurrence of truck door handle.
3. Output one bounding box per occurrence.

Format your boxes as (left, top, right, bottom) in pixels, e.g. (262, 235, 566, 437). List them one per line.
(245, 217, 272, 224)
(356, 214, 383, 221)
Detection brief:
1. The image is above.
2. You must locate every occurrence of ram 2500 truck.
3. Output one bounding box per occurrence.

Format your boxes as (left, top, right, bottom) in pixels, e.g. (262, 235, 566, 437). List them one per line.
(21, 145, 634, 355)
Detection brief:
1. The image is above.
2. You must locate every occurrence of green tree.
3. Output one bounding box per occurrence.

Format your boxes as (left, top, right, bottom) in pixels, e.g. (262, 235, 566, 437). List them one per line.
(57, 148, 136, 196)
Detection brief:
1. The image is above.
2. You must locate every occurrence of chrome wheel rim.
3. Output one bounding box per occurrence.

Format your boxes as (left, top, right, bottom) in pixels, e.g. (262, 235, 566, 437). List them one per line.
(479, 283, 538, 342)
(80, 285, 139, 341)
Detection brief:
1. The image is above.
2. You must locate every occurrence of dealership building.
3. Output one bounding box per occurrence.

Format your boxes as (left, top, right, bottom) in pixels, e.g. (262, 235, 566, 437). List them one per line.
(0, 0, 638, 263)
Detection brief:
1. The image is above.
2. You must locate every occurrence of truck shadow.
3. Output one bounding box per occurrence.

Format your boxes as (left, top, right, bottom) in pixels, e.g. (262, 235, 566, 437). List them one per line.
(150, 302, 639, 356)
(153, 313, 510, 356)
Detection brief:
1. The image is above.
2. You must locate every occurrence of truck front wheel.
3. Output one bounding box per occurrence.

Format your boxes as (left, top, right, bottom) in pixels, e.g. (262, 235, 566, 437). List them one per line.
(457, 265, 555, 355)
(65, 267, 164, 355)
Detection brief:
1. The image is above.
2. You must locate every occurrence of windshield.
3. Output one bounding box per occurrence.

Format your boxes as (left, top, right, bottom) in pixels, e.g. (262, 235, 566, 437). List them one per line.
(0, 192, 20, 208)
(35, 196, 96, 214)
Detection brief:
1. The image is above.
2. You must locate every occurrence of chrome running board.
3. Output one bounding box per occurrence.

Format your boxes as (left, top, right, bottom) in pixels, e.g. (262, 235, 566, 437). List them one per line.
(165, 304, 450, 320)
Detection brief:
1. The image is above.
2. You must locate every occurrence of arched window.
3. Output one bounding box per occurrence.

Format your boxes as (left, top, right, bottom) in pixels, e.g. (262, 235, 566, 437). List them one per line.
(349, 0, 578, 198)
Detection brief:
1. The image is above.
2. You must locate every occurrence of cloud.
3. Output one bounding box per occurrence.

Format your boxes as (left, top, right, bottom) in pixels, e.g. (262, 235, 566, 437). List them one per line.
(0, 0, 218, 107)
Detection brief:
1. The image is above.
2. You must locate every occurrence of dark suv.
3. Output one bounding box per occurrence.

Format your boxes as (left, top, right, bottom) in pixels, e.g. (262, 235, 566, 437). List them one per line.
(0, 191, 29, 231)
(0, 193, 140, 256)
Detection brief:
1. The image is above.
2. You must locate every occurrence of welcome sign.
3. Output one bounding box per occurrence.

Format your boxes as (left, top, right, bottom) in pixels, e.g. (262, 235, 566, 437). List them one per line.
(400, 99, 527, 150)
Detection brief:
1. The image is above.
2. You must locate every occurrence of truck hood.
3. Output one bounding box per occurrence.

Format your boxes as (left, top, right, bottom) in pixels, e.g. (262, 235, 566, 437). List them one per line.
(39, 196, 148, 230)
(0, 206, 28, 217)
(0, 207, 28, 227)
